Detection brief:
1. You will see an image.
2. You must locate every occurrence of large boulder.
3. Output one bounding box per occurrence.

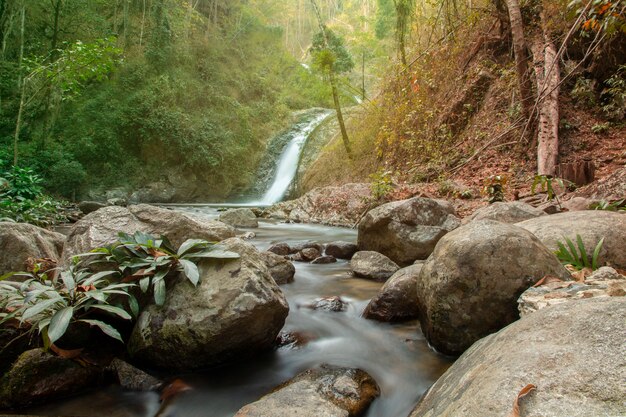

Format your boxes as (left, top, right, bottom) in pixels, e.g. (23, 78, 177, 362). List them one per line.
(517, 210, 626, 269)
(325, 241, 358, 260)
(409, 297, 626, 417)
(63, 204, 236, 260)
(234, 365, 380, 417)
(362, 264, 422, 322)
(219, 208, 259, 228)
(0, 349, 100, 408)
(0, 222, 65, 275)
(416, 220, 570, 355)
(350, 251, 400, 282)
(357, 197, 461, 266)
(465, 201, 546, 224)
(127, 238, 289, 370)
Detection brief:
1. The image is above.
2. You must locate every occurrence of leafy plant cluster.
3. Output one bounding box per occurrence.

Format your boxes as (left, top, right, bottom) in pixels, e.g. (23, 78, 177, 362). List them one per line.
(555, 234, 604, 271)
(0, 165, 67, 226)
(369, 169, 394, 201)
(0, 232, 239, 348)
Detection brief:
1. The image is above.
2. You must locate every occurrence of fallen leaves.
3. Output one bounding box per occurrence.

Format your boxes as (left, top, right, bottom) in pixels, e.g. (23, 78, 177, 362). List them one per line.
(50, 343, 83, 359)
(508, 384, 536, 417)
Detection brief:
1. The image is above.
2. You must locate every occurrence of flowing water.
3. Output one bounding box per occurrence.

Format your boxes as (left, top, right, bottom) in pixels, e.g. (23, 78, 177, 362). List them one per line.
(22, 209, 451, 417)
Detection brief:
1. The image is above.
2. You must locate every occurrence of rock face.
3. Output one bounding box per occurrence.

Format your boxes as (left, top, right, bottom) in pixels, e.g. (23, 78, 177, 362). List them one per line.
(219, 208, 259, 228)
(409, 297, 626, 417)
(127, 238, 289, 370)
(109, 358, 162, 391)
(518, 267, 626, 316)
(63, 204, 236, 260)
(77, 200, 106, 214)
(234, 365, 380, 417)
(357, 198, 461, 266)
(465, 201, 546, 224)
(0, 222, 65, 275)
(259, 251, 295, 285)
(517, 210, 626, 269)
(350, 251, 400, 282)
(262, 183, 373, 227)
(325, 241, 358, 260)
(416, 220, 570, 355)
(0, 349, 99, 408)
(362, 264, 422, 322)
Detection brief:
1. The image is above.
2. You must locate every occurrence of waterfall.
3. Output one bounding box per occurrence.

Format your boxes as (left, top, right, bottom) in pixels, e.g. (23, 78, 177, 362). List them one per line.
(255, 110, 331, 205)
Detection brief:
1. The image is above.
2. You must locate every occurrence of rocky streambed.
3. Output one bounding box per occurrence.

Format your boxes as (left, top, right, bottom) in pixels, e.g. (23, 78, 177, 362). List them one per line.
(0, 195, 625, 417)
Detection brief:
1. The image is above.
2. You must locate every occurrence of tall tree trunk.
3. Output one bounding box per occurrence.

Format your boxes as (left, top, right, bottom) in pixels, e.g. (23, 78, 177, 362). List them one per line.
(13, 2, 24, 166)
(139, 0, 146, 46)
(310, 0, 352, 158)
(504, 0, 533, 119)
(532, 27, 560, 176)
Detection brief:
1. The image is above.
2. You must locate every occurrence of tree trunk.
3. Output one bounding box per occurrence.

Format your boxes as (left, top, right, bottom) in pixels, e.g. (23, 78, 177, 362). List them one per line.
(13, 2, 24, 166)
(532, 32, 560, 176)
(139, 0, 146, 46)
(504, 0, 533, 119)
(310, 0, 352, 158)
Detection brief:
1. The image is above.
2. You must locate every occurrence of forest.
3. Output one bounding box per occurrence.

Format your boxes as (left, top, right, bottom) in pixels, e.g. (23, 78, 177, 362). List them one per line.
(0, 1, 624, 417)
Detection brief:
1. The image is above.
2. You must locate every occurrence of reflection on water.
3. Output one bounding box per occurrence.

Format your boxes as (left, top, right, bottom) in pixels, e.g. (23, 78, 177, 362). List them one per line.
(21, 206, 451, 417)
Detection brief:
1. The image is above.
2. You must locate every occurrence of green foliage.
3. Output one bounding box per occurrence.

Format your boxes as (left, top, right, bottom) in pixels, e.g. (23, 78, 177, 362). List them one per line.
(483, 174, 508, 203)
(555, 234, 605, 271)
(0, 166, 43, 201)
(591, 199, 626, 211)
(0, 195, 68, 227)
(569, 0, 626, 36)
(0, 263, 134, 347)
(531, 175, 571, 201)
(591, 122, 611, 134)
(311, 29, 355, 74)
(76, 231, 240, 306)
(601, 65, 626, 121)
(375, 0, 396, 39)
(369, 169, 393, 200)
(571, 77, 597, 108)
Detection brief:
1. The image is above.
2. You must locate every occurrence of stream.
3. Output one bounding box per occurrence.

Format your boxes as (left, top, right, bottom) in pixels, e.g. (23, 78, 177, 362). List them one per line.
(20, 109, 451, 417)
(25, 211, 451, 417)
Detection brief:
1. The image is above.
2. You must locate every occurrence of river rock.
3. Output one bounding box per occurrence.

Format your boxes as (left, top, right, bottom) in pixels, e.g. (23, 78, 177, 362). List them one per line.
(262, 183, 372, 227)
(63, 204, 236, 260)
(465, 201, 546, 224)
(325, 241, 358, 259)
(234, 365, 380, 417)
(260, 251, 295, 285)
(305, 296, 348, 312)
(357, 197, 461, 266)
(416, 220, 570, 355)
(300, 247, 321, 261)
(518, 267, 626, 316)
(311, 255, 337, 264)
(219, 208, 259, 228)
(0, 222, 65, 275)
(127, 238, 289, 370)
(109, 358, 163, 391)
(517, 210, 626, 269)
(267, 242, 291, 256)
(351, 251, 400, 281)
(290, 241, 324, 254)
(77, 200, 106, 214)
(362, 264, 422, 322)
(409, 297, 626, 417)
(0, 348, 100, 408)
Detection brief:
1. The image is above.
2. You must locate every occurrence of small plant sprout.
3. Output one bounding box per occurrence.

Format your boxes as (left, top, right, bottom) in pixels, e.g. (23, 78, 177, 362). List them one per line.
(555, 234, 605, 271)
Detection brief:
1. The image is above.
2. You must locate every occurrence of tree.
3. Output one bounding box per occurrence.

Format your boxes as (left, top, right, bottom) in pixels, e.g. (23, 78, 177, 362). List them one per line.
(393, 0, 414, 66)
(504, 0, 533, 119)
(309, 0, 353, 157)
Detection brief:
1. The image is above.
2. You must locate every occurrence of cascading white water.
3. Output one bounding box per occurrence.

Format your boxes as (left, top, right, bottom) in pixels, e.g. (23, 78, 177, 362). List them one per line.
(259, 110, 331, 205)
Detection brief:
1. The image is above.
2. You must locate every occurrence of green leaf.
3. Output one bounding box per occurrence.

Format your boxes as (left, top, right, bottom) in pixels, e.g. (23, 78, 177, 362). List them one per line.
(179, 259, 199, 286)
(139, 277, 150, 293)
(22, 297, 63, 320)
(79, 319, 123, 342)
(576, 234, 589, 268)
(177, 239, 209, 256)
(564, 237, 580, 265)
(128, 294, 139, 318)
(60, 270, 75, 293)
(154, 279, 166, 306)
(592, 237, 604, 270)
(48, 307, 74, 344)
(88, 304, 132, 320)
(83, 270, 120, 286)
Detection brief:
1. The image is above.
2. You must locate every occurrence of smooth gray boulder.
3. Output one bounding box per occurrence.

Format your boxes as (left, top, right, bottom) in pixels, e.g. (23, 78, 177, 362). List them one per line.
(325, 241, 358, 259)
(409, 297, 626, 417)
(62, 204, 236, 260)
(465, 201, 546, 224)
(0, 222, 65, 275)
(234, 365, 380, 417)
(357, 197, 460, 266)
(77, 200, 106, 214)
(219, 208, 259, 228)
(350, 251, 400, 282)
(362, 264, 422, 322)
(517, 210, 626, 269)
(416, 220, 570, 355)
(127, 238, 289, 370)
